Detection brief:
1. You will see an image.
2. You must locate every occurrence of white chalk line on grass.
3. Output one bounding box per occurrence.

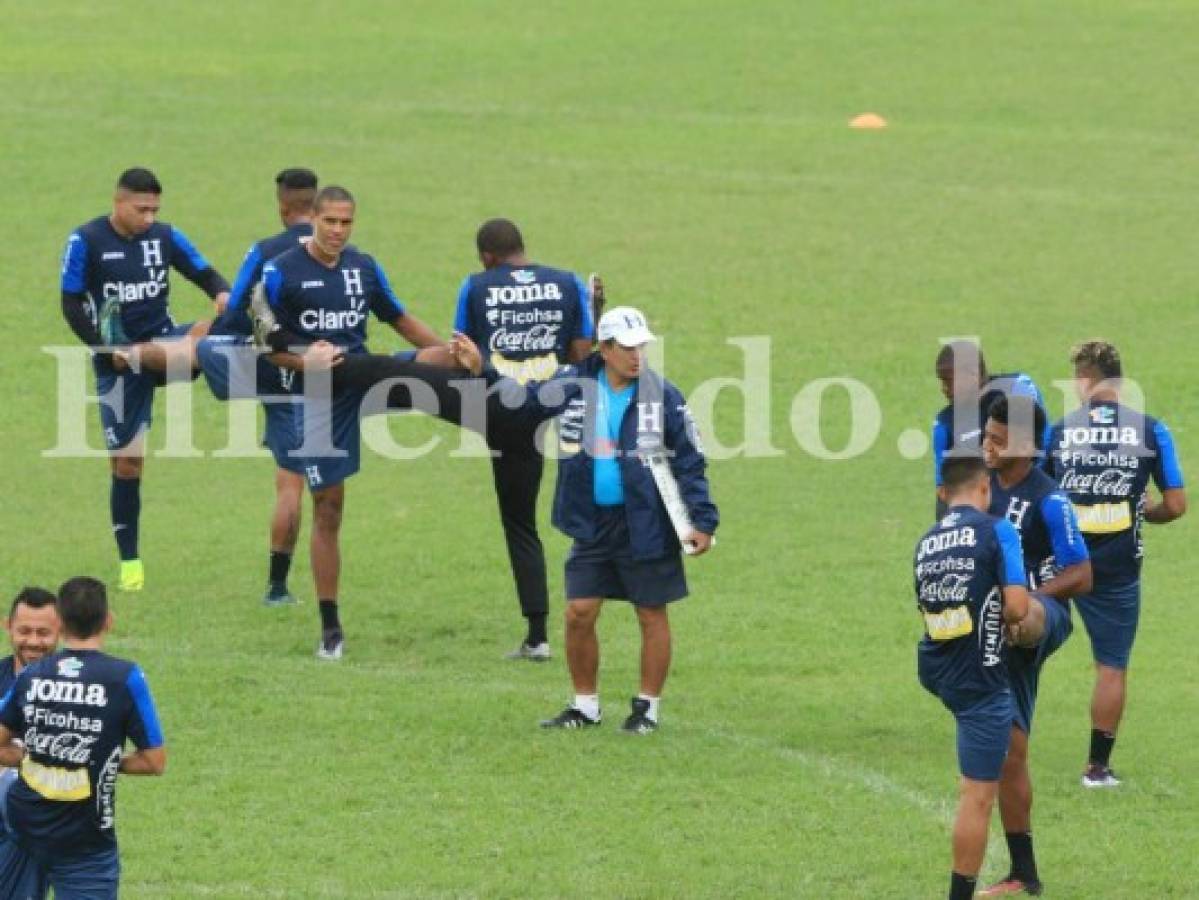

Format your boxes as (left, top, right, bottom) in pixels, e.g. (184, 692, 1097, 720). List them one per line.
(692, 724, 954, 826)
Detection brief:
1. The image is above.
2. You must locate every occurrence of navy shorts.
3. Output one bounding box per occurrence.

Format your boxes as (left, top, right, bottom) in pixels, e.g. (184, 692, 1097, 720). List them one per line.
(931, 686, 1014, 781)
(1074, 578, 1140, 669)
(196, 335, 304, 474)
(565, 507, 688, 607)
(0, 839, 119, 900)
(1009, 596, 1073, 735)
(292, 387, 365, 491)
(94, 322, 193, 450)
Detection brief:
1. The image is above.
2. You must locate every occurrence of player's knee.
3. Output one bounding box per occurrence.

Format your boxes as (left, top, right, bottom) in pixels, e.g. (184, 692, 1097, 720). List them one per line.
(565, 602, 599, 631)
(110, 456, 144, 479)
(311, 493, 343, 530)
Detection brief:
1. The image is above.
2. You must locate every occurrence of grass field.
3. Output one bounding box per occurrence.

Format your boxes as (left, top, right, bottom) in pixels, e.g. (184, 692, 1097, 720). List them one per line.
(2, 2, 1197, 897)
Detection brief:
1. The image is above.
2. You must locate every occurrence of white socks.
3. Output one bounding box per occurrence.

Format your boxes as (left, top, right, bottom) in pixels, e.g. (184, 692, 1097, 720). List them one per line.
(573, 694, 600, 721)
(639, 694, 660, 722)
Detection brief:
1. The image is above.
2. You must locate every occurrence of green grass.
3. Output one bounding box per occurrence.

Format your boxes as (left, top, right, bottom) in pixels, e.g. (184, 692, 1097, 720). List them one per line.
(1, 1, 1197, 896)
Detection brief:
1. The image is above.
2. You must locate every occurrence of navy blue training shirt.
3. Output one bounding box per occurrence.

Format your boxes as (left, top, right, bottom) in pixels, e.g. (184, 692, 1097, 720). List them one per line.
(914, 506, 1026, 696)
(214, 221, 313, 336)
(1044, 400, 1184, 584)
(0, 649, 164, 857)
(990, 466, 1089, 588)
(454, 263, 593, 384)
(61, 216, 219, 344)
(933, 373, 1043, 486)
(263, 244, 405, 354)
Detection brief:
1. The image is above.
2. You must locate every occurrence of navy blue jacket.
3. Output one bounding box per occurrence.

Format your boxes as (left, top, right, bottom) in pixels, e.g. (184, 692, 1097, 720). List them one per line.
(489, 355, 718, 559)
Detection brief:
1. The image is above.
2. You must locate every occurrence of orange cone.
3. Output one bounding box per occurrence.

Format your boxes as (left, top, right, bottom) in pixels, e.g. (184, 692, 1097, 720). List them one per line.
(849, 113, 887, 129)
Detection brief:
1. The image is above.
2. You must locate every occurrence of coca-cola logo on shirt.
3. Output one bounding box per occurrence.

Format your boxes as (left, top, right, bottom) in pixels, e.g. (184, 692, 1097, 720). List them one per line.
(1058, 467, 1135, 497)
(918, 573, 971, 604)
(488, 324, 561, 353)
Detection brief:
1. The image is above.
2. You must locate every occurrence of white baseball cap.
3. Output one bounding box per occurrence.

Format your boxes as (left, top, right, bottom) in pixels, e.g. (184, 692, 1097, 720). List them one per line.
(597, 306, 657, 347)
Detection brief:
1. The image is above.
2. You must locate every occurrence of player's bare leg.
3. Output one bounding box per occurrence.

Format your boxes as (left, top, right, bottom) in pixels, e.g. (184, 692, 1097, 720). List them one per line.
(109, 442, 146, 592)
(1082, 664, 1126, 786)
(950, 776, 999, 899)
(541, 599, 603, 728)
(997, 727, 1032, 833)
(265, 468, 304, 606)
(310, 483, 345, 659)
(623, 605, 671, 733)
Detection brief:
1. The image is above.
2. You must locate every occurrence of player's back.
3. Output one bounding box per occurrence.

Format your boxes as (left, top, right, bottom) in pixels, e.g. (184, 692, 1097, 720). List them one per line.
(2, 649, 163, 858)
(216, 221, 313, 336)
(913, 507, 1012, 698)
(455, 263, 592, 384)
(1045, 400, 1182, 583)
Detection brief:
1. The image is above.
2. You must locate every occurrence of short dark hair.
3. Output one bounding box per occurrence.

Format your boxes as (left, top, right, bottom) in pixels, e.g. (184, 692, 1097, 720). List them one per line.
(275, 167, 318, 191)
(987, 394, 1047, 452)
(935, 340, 988, 379)
(313, 185, 354, 212)
(56, 577, 108, 639)
(1071, 340, 1121, 380)
(117, 167, 162, 194)
(941, 455, 987, 493)
(9, 587, 56, 620)
(476, 218, 524, 257)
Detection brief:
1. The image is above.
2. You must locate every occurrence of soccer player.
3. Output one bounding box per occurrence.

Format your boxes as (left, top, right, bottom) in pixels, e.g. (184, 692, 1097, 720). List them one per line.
(450, 306, 718, 733)
(980, 395, 1092, 896)
(203, 167, 319, 605)
(1044, 340, 1185, 787)
(453, 218, 597, 660)
(0, 576, 165, 899)
(932, 341, 1042, 518)
(255, 185, 443, 659)
(913, 455, 1038, 900)
(60, 168, 230, 591)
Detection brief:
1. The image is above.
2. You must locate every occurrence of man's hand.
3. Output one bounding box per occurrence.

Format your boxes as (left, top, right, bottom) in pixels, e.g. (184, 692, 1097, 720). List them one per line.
(213, 292, 230, 316)
(685, 531, 713, 556)
(303, 340, 344, 371)
(111, 349, 132, 373)
(450, 332, 484, 376)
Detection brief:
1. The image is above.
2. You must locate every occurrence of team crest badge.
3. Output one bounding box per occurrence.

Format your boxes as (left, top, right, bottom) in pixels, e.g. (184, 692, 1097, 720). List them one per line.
(57, 657, 83, 679)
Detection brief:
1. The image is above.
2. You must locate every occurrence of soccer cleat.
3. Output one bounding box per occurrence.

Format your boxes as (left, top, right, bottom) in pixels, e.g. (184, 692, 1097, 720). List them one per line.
(1081, 763, 1121, 788)
(316, 628, 344, 661)
(978, 875, 1044, 896)
(504, 641, 551, 662)
(263, 583, 297, 607)
(621, 697, 658, 735)
(539, 706, 600, 729)
(98, 298, 129, 347)
(118, 559, 145, 592)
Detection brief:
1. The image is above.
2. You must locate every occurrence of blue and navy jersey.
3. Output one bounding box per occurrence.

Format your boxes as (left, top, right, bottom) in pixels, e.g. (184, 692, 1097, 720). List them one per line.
(914, 506, 1025, 695)
(1045, 401, 1184, 584)
(215, 222, 313, 337)
(990, 467, 1089, 588)
(0, 649, 163, 856)
(933, 372, 1043, 486)
(0, 656, 16, 698)
(454, 263, 593, 384)
(60, 216, 218, 344)
(263, 245, 404, 354)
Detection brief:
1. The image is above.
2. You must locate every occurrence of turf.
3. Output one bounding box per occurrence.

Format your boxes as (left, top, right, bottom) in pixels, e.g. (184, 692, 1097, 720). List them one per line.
(1, 1, 1196, 897)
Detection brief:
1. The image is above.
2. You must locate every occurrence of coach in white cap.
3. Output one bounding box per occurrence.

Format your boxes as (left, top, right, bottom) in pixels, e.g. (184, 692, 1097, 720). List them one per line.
(452, 305, 719, 734)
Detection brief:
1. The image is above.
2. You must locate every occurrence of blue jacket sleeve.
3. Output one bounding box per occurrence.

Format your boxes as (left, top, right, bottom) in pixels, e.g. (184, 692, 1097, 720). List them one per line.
(1152, 420, 1184, 490)
(452, 276, 473, 335)
(664, 385, 719, 535)
(931, 417, 950, 486)
(571, 274, 595, 340)
(125, 665, 165, 750)
(1040, 491, 1089, 567)
(994, 518, 1026, 587)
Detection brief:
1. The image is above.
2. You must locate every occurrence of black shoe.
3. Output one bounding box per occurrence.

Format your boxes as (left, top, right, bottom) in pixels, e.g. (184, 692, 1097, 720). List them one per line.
(316, 628, 344, 661)
(263, 582, 297, 607)
(539, 706, 600, 729)
(621, 697, 658, 734)
(978, 873, 1044, 896)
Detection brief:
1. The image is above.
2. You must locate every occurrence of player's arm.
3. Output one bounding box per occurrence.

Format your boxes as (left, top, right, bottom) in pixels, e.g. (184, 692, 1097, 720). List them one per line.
(119, 666, 166, 776)
(567, 273, 598, 362)
(1145, 420, 1186, 523)
(0, 724, 23, 768)
(391, 313, 442, 349)
(60, 232, 105, 347)
(663, 386, 718, 554)
(1036, 492, 1092, 599)
(168, 226, 231, 312)
(931, 417, 950, 519)
(213, 243, 263, 335)
(0, 683, 27, 766)
(996, 519, 1032, 626)
(366, 258, 440, 349)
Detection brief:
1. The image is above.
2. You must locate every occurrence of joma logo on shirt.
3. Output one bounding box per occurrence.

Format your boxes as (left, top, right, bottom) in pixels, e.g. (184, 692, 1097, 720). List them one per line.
(485, 283, 564, 307)
(1058, 426, 1139, 448)
(26, 678, 108, 707)
(917, 526, 977, 560)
